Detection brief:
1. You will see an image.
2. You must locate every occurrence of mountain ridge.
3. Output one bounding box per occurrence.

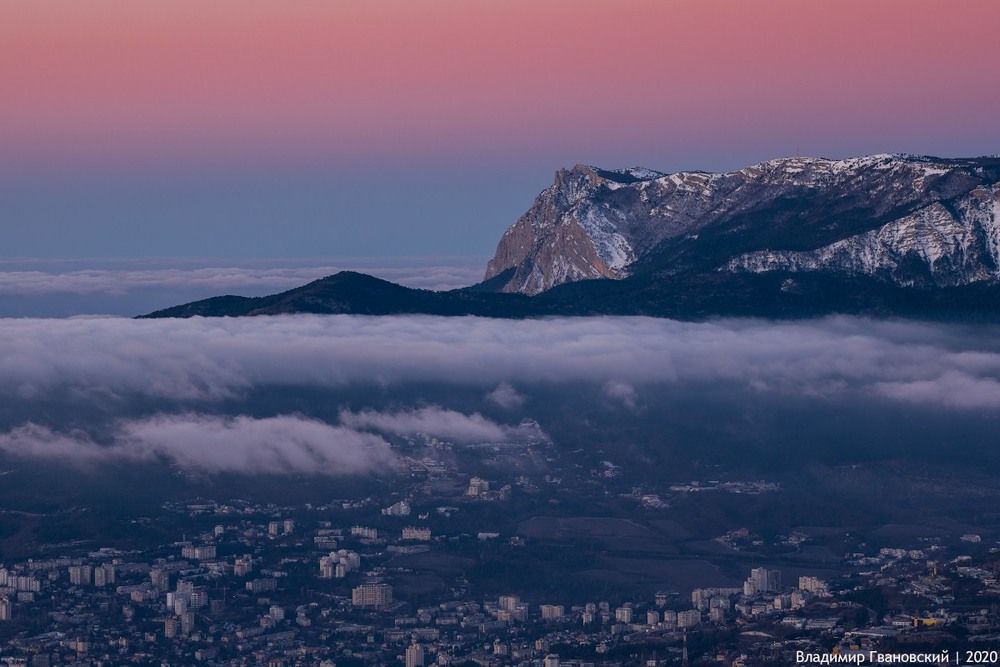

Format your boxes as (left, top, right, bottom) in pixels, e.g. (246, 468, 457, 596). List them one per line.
(141, 271, 538, 319)
(141, 153, 1000, 321)
(484, 154, 1000, 295)
(139, 268, 1000, 322)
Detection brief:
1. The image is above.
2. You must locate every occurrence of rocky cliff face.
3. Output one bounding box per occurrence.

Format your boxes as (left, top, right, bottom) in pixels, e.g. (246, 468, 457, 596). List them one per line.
(484, 155, 1000, 294)
(483, 166, 638, 294)
(723, 184, 1000, 287)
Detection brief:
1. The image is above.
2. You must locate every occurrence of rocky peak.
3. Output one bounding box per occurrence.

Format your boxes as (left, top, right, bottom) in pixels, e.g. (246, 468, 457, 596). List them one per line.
(551, 165, 608, 203)
(484, 154, 1000, 295)
(483, 165, 633, 295)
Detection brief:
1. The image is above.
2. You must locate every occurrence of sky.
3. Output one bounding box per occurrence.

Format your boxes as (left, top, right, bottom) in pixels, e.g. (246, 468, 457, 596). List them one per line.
(3, 0, 1000, 262)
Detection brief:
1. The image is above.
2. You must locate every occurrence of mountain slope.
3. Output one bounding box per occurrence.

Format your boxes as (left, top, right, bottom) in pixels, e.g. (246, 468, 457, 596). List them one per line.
(141, 268, 1000, 322)
(141, 271, 536, 319)
(484, 155, 1000, 295)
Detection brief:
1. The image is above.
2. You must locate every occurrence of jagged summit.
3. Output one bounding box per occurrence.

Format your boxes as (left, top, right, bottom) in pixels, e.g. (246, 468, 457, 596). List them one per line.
(484, 154, 1000, 295)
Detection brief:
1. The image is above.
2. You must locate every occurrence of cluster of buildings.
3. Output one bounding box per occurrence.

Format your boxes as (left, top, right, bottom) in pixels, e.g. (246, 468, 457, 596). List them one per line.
(1, 433, 998, 665)
(1, 505, 996, 667)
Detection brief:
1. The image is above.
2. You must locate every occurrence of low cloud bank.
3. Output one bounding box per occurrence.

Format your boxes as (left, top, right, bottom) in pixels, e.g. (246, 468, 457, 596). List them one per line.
(0, 261, 485, 296)
(0, 315, 998, 409)
(340, 406, 543, 443)
(0, 414, 395, 475)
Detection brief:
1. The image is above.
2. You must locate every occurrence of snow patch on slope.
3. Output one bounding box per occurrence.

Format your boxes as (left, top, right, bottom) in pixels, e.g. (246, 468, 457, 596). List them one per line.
(572, 204, 635, 272)
(724, 185, 1000, 285)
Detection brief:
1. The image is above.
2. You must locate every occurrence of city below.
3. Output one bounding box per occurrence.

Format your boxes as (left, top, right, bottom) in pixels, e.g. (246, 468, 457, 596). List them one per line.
(1, 429, 998, 666)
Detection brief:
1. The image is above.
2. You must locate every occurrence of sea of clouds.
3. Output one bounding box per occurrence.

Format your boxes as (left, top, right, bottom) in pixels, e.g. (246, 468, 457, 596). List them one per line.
(1, 314, 997, 474)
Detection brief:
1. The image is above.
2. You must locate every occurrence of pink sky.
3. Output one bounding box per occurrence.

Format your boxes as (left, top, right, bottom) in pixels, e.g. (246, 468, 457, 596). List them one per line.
(4, 0, 999, 171)
(4, 1, 1000, 260)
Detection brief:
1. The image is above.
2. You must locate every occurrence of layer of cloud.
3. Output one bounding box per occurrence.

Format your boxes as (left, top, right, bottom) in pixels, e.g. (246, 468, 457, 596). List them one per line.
(339, 406, 542, 443)
(0, 314, 999, 409)
(874, 372, 1000, 410)
(603, 381, 638, 410)
(0, 414, 395, 475)
(0, 260, 485, 296)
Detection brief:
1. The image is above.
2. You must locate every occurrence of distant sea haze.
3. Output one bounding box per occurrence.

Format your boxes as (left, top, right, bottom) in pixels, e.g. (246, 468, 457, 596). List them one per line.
(0, 257, 486, 317)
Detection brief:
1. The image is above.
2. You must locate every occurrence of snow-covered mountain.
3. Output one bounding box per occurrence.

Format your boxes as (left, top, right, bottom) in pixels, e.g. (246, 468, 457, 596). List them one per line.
(484, 155, 1000, 294)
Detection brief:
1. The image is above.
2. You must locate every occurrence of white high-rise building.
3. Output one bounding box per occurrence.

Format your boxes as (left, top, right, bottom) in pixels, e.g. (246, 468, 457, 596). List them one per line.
(180, 610, 195, 635)
(320, 550, 360, 578)
(383, 501, 411, 517)
(234, 556, 252, 577)
(0, 596, 11, 621)
(352, 583, 393, 608)
(69, 565, 92, 586)
(677, 609, 701, 628)
(744, 567, 781, 596)
(190, 588, 209, 609)
(466, 477, 490, 496)
(402, 527, 432, 541)
(499, 594, 520, 612)
(351, 526, 379, 539)
(150, 568, 170, 591)
(181, 545, 216, 560)
(798, 576, 827, 594)
(406, 643, 425, 667)
(540, 604, 564, 620)
(14, 576, 40, 593)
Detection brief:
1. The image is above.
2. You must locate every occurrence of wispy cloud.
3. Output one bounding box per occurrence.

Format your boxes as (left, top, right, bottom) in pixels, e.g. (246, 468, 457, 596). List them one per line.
(603, 381, 638, 410)
(873, 372, 1000, 410)
(485, 382, 526, 410)
(0, 414, 396, 475)
(339, 406, 543, 443)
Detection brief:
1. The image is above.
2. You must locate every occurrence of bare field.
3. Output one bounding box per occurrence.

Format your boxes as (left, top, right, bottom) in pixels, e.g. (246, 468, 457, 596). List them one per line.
(580, 557, 739, 597)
